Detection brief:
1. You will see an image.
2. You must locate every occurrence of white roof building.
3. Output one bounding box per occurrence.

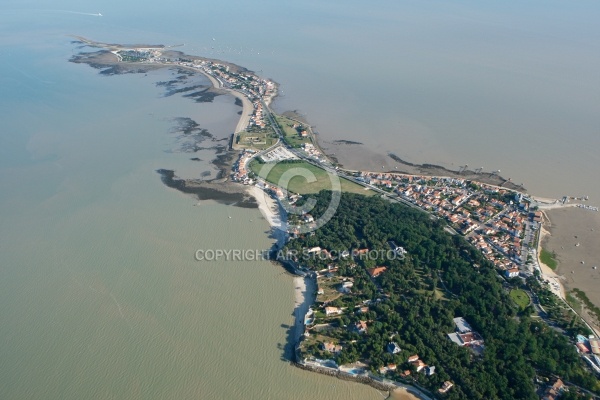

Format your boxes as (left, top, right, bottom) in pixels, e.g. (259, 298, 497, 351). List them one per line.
(453, 317, 472, 334)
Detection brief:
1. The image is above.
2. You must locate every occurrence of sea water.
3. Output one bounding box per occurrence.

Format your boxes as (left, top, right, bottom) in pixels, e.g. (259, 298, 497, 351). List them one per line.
(2, 1, 599, 398)
(0, 4, 388, 400)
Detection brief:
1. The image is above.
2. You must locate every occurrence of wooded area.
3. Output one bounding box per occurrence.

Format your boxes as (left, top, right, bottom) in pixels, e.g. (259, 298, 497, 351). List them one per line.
(285, 192, 599, 399)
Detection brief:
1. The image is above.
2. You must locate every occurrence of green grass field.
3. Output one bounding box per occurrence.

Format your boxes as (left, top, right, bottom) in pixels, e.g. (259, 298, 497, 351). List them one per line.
(540, 248, 558, 270)
(510, 289, 530, 310)
(249, 160, 371, 195)
(274, 115, 313, 148)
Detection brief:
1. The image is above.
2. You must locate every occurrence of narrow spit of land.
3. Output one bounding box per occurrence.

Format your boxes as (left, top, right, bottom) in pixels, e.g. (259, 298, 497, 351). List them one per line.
(69, 37, 600, 400)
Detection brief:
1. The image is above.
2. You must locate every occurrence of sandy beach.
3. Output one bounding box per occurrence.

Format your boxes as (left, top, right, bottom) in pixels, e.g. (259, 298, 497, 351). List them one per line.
(537, 223, 567, 300)
(293, 275, 316, 343)
(542, 207, 600, 329)
(247, 187, 431, 400)
(249, 185, 287, 247)
(389, 388, 428, 400)
(248, 185, 315, 344)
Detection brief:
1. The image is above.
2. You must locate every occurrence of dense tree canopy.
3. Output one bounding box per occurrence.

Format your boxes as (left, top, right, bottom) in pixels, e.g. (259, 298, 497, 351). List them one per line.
(285, 192, 599, 399)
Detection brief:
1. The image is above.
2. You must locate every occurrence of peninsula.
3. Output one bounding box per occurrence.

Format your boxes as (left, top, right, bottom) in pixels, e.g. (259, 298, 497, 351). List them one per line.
(70, 37, 600, 399)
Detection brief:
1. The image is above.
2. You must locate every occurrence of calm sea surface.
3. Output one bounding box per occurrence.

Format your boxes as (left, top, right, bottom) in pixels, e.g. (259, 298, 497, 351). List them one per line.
(1, 1, 599, 399)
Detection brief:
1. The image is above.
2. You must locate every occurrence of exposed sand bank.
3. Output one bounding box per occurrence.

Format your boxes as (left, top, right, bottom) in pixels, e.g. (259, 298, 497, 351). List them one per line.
(542, 208, 600, 331)
(322, 141, 525, 192)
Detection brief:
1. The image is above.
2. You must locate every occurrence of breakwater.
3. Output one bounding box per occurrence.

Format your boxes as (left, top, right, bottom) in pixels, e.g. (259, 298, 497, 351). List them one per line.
(292, 362, 395, 392)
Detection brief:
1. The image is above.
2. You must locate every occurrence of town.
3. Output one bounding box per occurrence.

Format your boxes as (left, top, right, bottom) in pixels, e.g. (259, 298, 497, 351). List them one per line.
(78, 39, 600, 399)
(111, 46, 278, 133)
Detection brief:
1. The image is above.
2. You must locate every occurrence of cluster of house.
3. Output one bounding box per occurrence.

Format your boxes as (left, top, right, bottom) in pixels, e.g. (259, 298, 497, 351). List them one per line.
(115, 48, 163, 62)
(467, 206, 528, 270)
(577, 335, 600, 374)
(231, 150, 256, 184)
(360, 172, 532, 276)
(144, 51, 277, 132)
(290, 123, 309, 138)
(302, 143, 324, 161)
(314, 304, 369, 335)
(447, 317, 484, 352)
(200, 62, 276, 104)
(377, 349, 436, 378)
(407, 354, 435, 376)
(202, 65, 275, 130)
(302, 251, 463, 394)
(231, 145, 301, 184)
(321, 341, 343, 354)
(250, 101, 266, 128)
(468, 235, 519, 276)
(542, 379, 564, 400)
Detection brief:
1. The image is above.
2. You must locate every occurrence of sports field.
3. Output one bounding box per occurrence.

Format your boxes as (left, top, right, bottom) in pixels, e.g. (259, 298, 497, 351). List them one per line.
(249, 160, 371, 195)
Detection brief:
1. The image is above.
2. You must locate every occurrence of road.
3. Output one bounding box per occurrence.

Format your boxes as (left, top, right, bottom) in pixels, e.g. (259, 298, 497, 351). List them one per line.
(259, 102, 453, 230)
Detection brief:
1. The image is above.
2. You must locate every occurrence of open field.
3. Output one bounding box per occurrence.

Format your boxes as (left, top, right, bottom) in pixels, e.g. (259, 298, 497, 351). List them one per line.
(510, 289, 530, 310)
(316, 276, 345, 304)
(274, 115, 313, 148)
(249, 160, 372, 195)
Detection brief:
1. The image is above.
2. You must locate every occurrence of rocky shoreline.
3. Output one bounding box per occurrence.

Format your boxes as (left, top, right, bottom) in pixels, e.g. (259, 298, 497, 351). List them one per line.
(387, 153, 524, 190)
(157, 169, 257, 208)
(69, 37, 598, 400)
(291, 361, 432, 400)
(293, 362, 395, 391)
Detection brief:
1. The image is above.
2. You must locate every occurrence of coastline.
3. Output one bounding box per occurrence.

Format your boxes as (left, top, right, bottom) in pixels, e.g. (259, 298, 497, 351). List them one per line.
(249, 185, 287, 247)
(537, 218, 567, 300)
(246, 184, 426, 400)
(68, 37, 599, 398)
(322, 143, 526, 192)
(541, 208, 600, 336)
(69, 37, 260, 138)
(182, 65, 253, 134)
(246, 185, 312, 342)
